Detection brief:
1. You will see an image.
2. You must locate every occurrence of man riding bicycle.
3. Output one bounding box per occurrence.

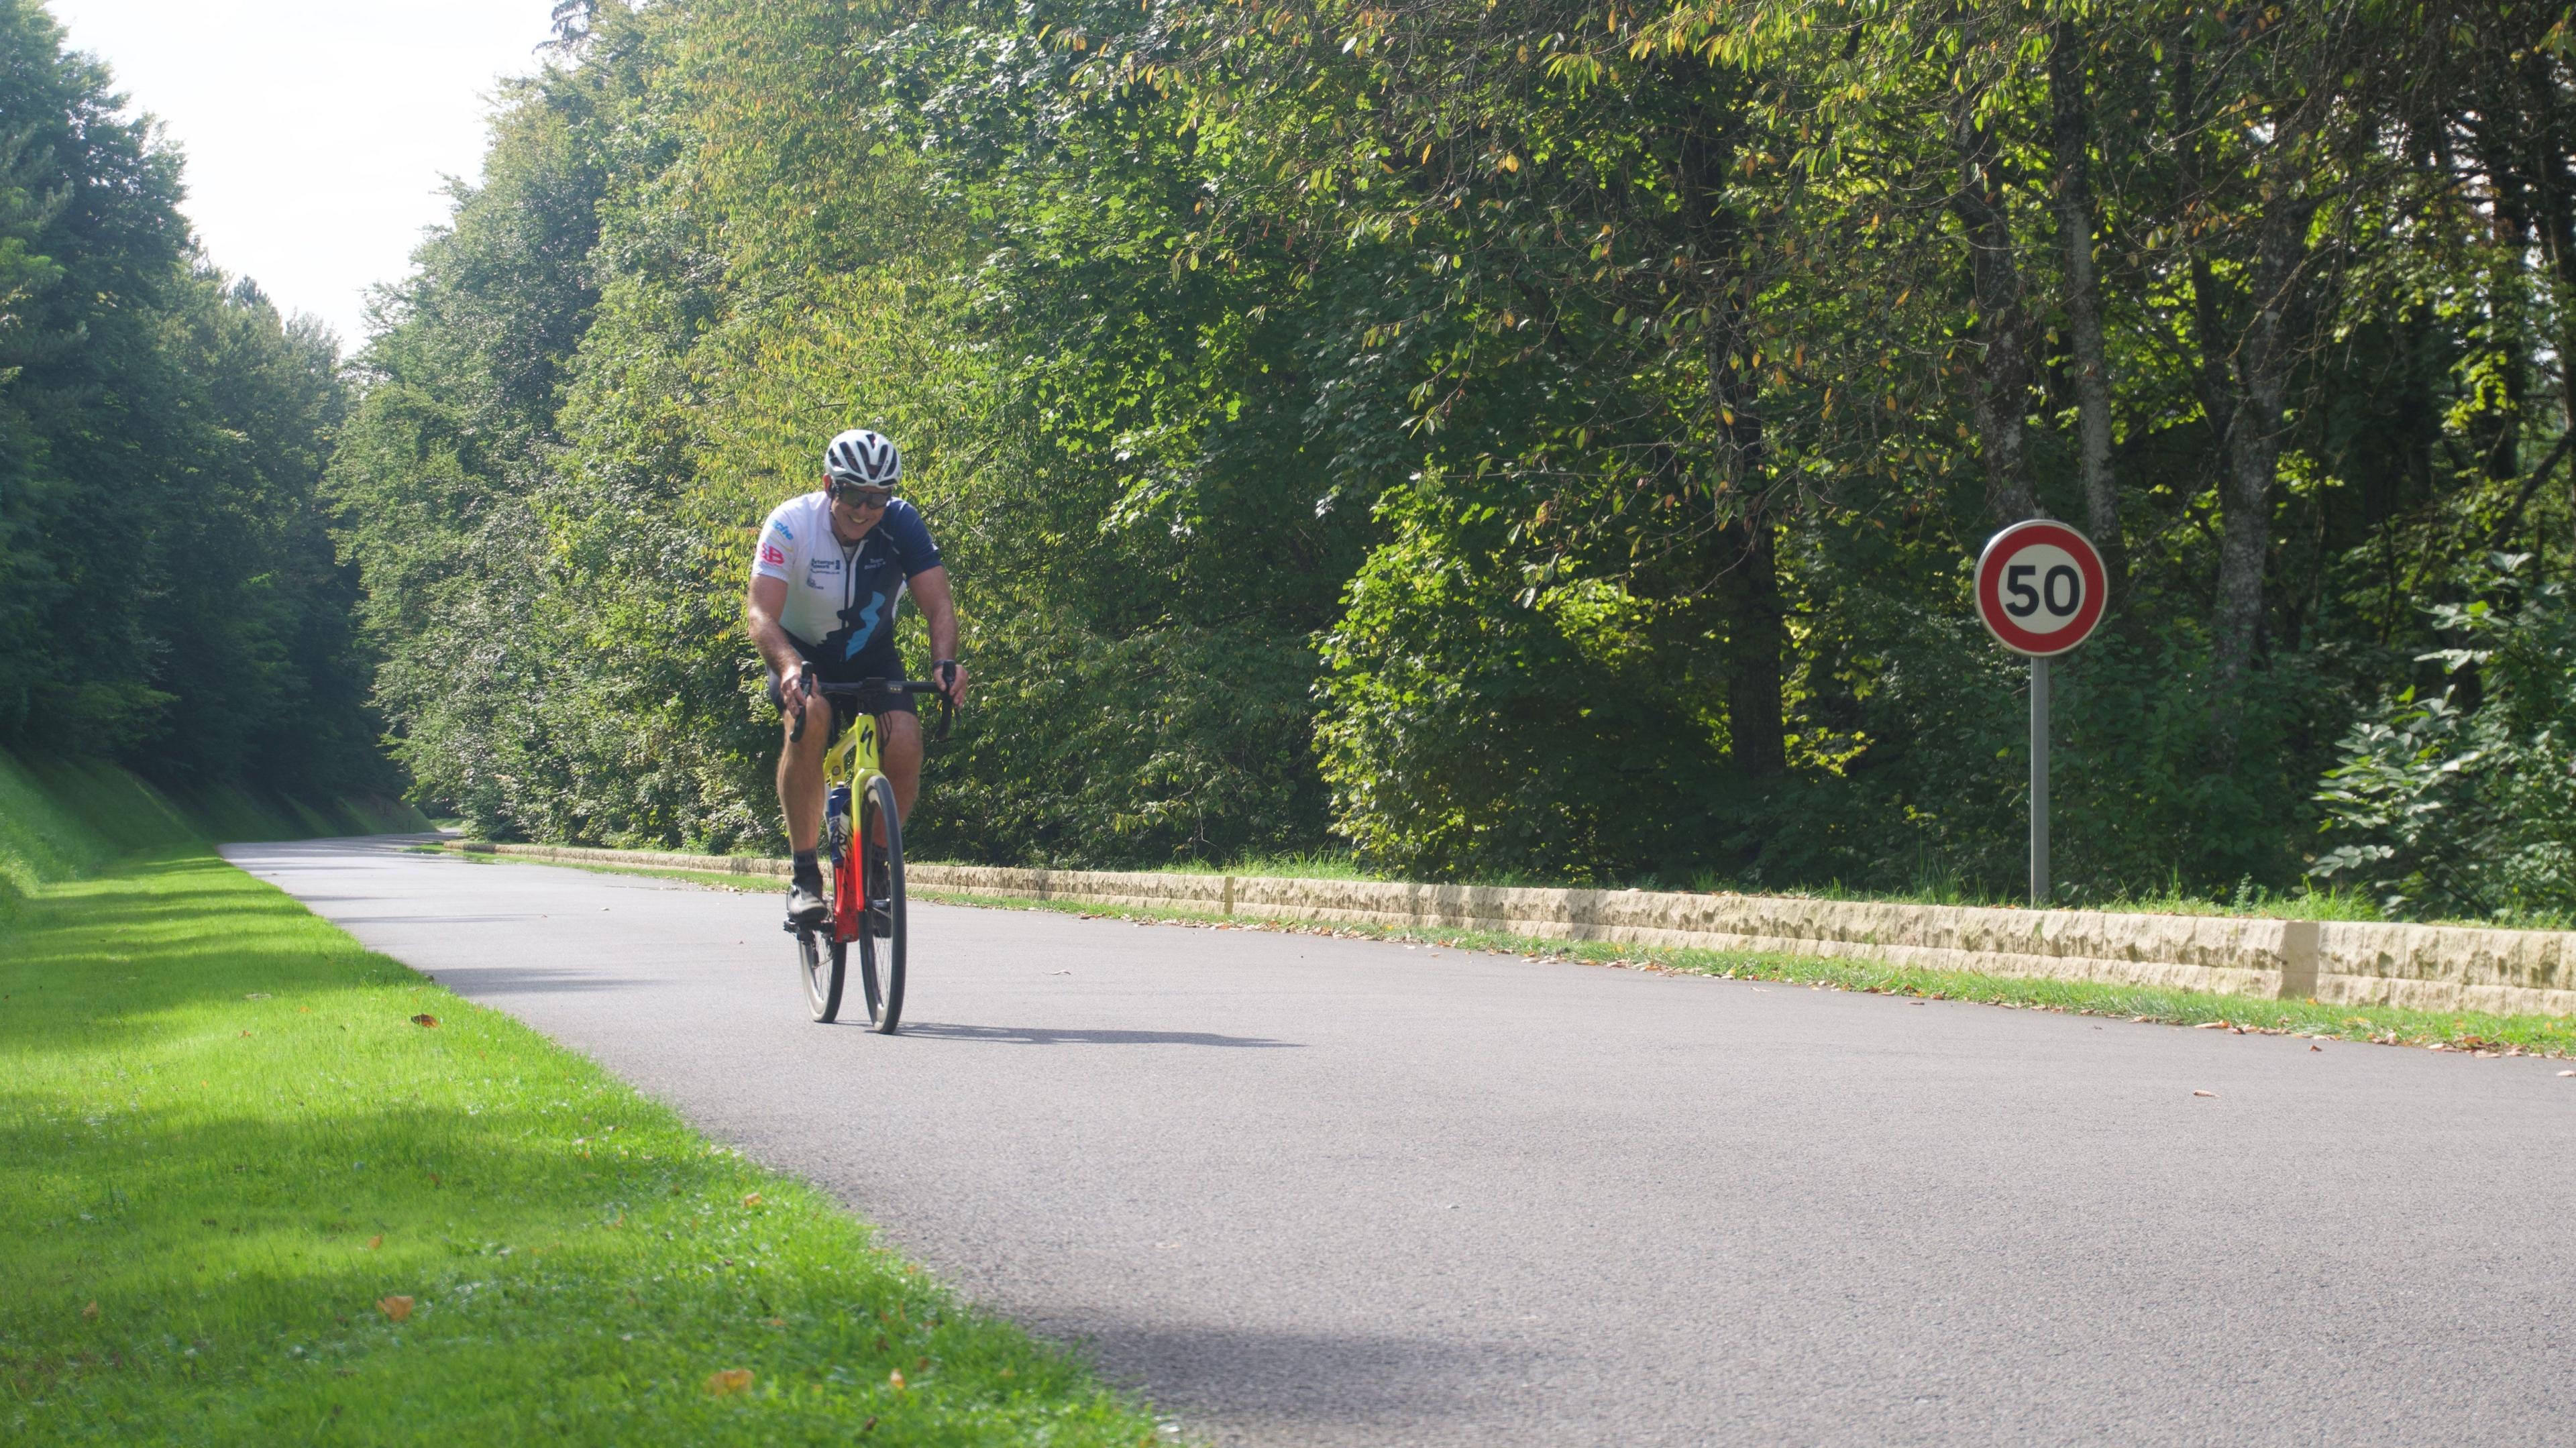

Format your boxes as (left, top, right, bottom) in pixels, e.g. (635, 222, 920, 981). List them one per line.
(747, 428, 969, 926)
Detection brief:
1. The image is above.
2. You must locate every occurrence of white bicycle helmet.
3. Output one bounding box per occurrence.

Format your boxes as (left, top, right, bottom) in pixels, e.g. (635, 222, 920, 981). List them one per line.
(824, 428, 901, 488)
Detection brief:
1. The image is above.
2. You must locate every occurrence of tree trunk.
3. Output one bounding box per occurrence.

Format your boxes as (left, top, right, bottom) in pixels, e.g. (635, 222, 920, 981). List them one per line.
(1673, 87, 1786, 782)
(2049, 21, 2121, 586)
(1718, 514, 1786, 779)
(1949, 87, 2039, 526)
(2210, 170, 2316, 687)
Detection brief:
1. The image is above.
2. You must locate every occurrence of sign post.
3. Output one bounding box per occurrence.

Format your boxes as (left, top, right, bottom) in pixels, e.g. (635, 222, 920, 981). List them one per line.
(1975, 520, 2106, 905)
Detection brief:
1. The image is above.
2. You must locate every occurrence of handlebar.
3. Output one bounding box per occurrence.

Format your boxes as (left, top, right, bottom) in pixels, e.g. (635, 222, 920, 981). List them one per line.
(786, 673, 956, 744)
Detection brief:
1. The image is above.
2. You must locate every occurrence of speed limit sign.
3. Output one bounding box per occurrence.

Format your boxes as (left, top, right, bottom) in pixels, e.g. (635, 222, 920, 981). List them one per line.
(1976, 520, 2106, 657)
(1977, 518, 2107, 905)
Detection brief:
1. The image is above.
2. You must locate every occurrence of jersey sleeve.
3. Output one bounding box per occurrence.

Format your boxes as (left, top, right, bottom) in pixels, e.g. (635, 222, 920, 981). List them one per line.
(886, 502, 944, 577)
(751, 504, 797, 581)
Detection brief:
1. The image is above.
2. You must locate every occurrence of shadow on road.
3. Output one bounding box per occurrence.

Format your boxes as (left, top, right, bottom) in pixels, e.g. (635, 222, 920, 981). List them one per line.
(404, 966, 657, 996)
(1064, 1317, 1550, 1430)
(331, 913, 552, 926)
(893, 1022, 1303, 1049)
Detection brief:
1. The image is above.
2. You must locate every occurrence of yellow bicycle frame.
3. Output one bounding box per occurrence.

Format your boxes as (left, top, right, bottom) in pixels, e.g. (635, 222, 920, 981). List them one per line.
(822, 709, 897, 945)
(825, 712, 887, 806)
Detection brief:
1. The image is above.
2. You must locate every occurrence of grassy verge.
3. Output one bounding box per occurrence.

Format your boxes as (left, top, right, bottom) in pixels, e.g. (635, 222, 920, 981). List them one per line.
(904, 887, 2576, 1057)
(0, 848, 1163, 1444)
(428, 848, 2576, 1060)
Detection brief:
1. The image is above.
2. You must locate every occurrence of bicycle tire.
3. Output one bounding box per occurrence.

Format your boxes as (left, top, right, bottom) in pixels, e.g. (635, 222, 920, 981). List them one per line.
(798, 920, 845, 1023)
(854, 773, 907, 1033)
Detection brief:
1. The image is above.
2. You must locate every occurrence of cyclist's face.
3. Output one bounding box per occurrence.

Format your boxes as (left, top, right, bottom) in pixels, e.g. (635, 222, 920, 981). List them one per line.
(826, 480, 892, 533)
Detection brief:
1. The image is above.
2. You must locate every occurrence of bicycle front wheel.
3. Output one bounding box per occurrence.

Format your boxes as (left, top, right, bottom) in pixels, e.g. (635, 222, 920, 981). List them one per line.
(798, 922, 845, 1023)
(854, 773, 907, 1033)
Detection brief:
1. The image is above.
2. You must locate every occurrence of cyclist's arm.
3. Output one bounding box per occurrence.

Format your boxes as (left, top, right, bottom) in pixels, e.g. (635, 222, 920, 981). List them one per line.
(745, 575, 806, 682)
(908, 566, 969, 702)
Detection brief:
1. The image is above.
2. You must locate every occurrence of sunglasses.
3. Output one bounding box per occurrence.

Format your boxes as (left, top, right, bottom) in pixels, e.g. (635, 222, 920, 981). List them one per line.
(830, 483, 896, 509)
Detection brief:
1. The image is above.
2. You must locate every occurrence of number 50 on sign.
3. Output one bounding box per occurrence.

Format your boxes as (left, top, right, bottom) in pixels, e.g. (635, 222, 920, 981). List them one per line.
(1976, 520, 2106, 657)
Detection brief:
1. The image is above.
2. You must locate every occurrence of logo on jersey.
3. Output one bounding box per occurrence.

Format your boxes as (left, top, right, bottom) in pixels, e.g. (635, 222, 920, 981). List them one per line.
(806, 557, 842, 586)
(759, 543, 787, 568)
(768, 518, 794, 541)
(842, 596, 886, 657)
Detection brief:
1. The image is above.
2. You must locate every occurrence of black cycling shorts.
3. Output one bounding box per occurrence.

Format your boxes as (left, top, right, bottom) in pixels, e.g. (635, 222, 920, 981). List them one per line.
(766, 642, 915, 743)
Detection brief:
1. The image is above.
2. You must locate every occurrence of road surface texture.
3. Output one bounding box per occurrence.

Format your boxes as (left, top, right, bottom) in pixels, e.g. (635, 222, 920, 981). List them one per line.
(226, 838, 2576, 1446)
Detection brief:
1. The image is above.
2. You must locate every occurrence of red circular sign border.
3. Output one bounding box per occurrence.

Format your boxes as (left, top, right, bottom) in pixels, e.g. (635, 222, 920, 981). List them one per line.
(1976, 520, 2106, 657)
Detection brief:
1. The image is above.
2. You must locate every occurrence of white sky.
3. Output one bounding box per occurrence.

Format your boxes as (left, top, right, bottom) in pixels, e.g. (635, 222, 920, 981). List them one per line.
(46, 1, 564, 349)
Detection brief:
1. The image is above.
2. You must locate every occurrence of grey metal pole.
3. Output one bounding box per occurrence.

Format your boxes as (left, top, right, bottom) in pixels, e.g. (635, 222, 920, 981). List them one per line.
(2031, 655, 2050, 906)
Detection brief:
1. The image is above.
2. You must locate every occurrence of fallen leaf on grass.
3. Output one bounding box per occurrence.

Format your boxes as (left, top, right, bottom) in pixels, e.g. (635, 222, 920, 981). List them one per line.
(81, 1301, 99, 1320)
(2192, 1090, 2218, 1099)
(762, 1317, 785, 1327)
(239, 1030, 252, 1038)
(705, 1368, 754, 1395)
(742, 1192, 763, 1207)
(378, 1296, 413, 1323)
(2194, 1021, 2227, 1030)
(410, 1014, 439, 1028)
(888, 1369, 908, 1390)
(366, 1235, 383, 1250)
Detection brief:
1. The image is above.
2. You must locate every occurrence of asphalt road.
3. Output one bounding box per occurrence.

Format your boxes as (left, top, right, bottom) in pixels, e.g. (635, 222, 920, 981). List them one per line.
(225, 837, 2576, 1446)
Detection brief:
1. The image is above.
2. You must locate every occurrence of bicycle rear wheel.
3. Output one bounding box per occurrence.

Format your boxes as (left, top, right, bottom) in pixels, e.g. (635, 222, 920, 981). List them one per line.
(854, 773, 907, 1033)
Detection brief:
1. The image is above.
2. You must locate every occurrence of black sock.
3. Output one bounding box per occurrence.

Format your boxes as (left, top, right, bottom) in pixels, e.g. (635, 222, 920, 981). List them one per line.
(792, 850, 820, 886)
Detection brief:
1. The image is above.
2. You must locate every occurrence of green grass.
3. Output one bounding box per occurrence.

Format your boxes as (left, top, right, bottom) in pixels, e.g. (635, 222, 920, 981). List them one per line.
(949, 889, 2576, 1054)
(898, 887, 2576, 1056)
(433, 845, 2576, 1060)
(1139, 851, 2408, 922)
(1, 748, 1165, 1445)
(0, 850, 1165, 1444)
(0, 746, 427, 921)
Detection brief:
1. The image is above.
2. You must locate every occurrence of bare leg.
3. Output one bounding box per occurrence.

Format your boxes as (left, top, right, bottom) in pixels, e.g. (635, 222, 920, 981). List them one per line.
(878, 710, 924, 838)
(776, 687, 833, 852)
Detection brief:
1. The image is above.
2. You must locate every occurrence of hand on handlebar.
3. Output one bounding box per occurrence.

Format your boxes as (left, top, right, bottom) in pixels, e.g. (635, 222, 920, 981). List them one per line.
(783, 665, 815, 743)
(934, 659, 969, 707)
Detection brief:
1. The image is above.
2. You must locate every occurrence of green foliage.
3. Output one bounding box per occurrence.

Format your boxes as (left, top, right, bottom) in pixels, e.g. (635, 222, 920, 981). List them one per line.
(2314, 556, 2576, 923)
(328, 0, 2576, 918)
(1318, 472, 1746, 881)
(0, 3, 382, 798)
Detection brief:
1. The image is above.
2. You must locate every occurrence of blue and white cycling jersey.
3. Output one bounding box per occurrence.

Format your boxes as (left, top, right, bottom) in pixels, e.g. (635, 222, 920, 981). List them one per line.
(750, 492, 943, 663)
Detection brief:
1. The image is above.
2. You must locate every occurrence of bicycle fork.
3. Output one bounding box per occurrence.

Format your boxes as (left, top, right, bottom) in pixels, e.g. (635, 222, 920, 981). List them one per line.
(825, 783, 859, 943)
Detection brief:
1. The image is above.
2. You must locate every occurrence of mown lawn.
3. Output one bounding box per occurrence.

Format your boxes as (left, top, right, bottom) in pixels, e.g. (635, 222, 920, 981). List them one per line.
(0, 849, 1163, 1445)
